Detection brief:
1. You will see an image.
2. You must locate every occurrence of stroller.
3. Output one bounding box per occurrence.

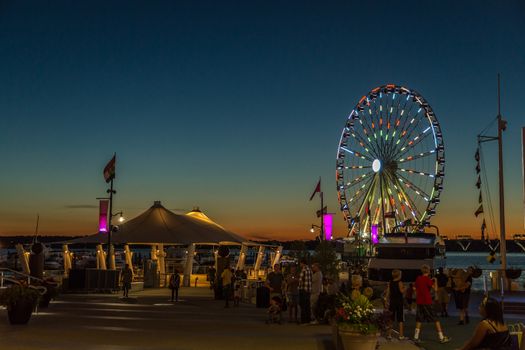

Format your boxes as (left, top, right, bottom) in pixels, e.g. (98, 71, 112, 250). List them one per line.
(266, 295, 283, 324)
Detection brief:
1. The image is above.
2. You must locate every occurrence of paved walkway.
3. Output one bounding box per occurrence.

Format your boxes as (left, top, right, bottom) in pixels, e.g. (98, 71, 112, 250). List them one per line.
(0, 287, 522, 350)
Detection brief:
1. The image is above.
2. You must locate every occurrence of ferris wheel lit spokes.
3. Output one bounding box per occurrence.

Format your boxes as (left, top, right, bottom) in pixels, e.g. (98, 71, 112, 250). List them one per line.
(336, 84, 445, 235)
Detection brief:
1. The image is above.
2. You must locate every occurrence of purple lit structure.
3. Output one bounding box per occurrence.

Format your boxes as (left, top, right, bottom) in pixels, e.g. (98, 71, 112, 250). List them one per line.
(371, 224, 379, 244)
(99, 200, 109, 233)
(323, 214, 333, 240)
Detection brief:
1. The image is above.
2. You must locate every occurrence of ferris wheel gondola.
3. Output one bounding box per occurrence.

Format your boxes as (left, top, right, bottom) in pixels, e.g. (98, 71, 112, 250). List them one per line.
(336, 84, 445, 236)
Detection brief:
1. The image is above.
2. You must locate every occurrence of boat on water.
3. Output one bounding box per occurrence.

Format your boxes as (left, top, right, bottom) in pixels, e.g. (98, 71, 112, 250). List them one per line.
(367, 227, 446, 285)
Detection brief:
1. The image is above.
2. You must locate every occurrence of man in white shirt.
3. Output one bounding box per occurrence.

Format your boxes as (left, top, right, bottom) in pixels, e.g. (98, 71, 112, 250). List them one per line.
(310, 263, 323, 324)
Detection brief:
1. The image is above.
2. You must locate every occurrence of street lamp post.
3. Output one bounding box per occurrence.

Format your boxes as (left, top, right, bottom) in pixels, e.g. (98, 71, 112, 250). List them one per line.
(106, 180, 116, 268)
(97, 200, 125, 268)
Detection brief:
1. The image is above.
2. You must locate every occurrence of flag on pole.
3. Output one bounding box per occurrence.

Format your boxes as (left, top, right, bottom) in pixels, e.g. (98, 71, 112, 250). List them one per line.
(478, 192, 483, 204)
(103, 155, 116, 183)
(476, 176, 481, 189)
(316, 206, 327, 218)
(481, 219, 486, 241)
(476, 163, 480, 174)
(475, 148, 480, 162)
(474, 204, 484, 217)
(309, 179, 321, 201)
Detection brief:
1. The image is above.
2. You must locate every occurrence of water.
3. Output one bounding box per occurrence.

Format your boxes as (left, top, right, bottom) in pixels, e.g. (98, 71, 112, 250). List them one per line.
(446, 252, 525, 291)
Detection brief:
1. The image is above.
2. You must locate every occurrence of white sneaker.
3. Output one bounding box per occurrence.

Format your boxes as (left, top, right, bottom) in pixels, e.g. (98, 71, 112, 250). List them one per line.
(439, 336, 451, 344)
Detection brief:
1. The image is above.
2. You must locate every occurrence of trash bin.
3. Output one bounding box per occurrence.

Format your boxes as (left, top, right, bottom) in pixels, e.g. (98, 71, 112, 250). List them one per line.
(256, 286, 270, 308)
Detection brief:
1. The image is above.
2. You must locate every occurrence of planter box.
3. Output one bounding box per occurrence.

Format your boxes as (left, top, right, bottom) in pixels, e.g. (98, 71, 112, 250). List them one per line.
(333, 324, 378, 350)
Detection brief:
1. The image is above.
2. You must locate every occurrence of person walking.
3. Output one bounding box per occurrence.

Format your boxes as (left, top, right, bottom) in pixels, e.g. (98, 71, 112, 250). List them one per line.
(464, 267, 473, 324)
(453, 268, 472, 325)
(169, 269, 181, 302)
(436, 267, 450, 317)
(284, 265, 299, 323)
(121, 264, 133, 298)
(413, 264, 451, 344)
(310, 263, 323, 324)
(221, 266, 233, 308)
(298, 258, 312, 324)
(385, 269, 406, 340)
(208, 266, 216, 290)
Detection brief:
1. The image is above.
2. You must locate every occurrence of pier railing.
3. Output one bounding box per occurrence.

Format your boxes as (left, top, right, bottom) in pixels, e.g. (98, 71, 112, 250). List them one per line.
(0, 267, 45, 288)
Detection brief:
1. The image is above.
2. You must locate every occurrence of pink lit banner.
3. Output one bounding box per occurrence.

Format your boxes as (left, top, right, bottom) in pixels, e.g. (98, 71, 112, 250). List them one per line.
(99, 200, 109, 233)
(323, 214, 333, 240)
(371, 225, 379, 244)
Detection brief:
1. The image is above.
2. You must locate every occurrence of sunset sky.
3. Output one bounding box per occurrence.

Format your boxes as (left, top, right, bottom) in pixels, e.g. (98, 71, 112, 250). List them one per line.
(1, 1, 524, 241)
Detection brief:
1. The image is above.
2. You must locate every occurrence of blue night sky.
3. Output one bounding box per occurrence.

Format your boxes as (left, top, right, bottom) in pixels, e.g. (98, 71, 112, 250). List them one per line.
(0, 0, 524, 240)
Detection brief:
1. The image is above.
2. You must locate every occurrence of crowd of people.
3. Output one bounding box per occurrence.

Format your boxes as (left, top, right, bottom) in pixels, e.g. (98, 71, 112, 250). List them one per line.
(153, 262, 513, 349)
(384, 265, 513, 349)
(258, 262, 513, 348)
(263, 259, 338, 325)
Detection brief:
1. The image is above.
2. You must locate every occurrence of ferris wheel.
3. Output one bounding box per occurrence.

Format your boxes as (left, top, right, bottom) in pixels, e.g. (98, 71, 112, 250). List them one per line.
(336, 84, 445, 235)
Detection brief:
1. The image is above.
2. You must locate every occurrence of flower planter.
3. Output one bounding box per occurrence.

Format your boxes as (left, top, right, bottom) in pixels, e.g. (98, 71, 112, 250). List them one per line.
(333, 325, 378, 350)
(332, 324, 343, 350)
(7, 299, 34, 325)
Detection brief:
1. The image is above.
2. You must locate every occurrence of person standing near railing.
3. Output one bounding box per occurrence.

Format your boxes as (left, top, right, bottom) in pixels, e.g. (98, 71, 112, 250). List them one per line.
(121, 264, 133, 298)
(169, 269, 181, 302)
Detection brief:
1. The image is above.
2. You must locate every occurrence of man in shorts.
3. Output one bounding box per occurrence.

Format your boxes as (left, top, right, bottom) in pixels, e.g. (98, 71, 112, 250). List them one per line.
(413, 264, 451, 344)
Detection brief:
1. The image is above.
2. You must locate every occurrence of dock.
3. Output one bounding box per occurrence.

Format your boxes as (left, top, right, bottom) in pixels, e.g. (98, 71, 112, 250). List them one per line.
(1, 287, 523, 350)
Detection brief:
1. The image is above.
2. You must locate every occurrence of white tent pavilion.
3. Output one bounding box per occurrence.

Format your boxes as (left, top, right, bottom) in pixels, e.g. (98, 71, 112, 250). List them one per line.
(66, 201, 281, 286)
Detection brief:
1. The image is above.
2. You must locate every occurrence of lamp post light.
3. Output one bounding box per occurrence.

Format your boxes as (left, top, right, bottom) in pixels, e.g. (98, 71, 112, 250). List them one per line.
(310, 224, 326, 240)
(113, 211, 125, 223)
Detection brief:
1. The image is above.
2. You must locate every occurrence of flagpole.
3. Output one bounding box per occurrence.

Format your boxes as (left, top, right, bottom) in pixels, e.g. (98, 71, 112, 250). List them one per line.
(107, 177, 114, 268)
(320, 190, 324, 241)
(106, 152, 116, 269)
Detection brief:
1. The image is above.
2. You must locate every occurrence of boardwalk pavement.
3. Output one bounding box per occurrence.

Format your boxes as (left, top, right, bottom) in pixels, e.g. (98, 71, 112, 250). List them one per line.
(0, 288, 522, 350)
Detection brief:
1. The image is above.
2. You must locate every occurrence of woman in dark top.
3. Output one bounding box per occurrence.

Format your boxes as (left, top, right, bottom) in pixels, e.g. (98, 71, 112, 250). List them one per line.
(458, 298, 511, 350)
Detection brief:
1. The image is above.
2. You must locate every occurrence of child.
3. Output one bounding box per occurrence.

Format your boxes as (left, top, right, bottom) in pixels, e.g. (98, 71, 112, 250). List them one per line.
(266, 296, 282, 324)
(385, 269, 406, 340)
(233, 282, 242, 307)
(413, 264, 450, 344)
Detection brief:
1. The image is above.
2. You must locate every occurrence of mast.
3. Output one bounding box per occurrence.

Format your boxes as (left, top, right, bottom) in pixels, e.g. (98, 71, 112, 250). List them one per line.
(497, 74, 507, 271)
(33, 214, 39, 244)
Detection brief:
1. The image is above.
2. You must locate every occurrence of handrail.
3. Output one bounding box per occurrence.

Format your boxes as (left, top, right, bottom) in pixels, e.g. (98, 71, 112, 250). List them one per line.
(0, 267, 46, 288)
(1, 276, 47, 295)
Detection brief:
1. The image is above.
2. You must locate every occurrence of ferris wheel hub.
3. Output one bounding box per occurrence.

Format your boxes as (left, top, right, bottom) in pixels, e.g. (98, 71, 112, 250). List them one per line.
(372, 159, 381, 173)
